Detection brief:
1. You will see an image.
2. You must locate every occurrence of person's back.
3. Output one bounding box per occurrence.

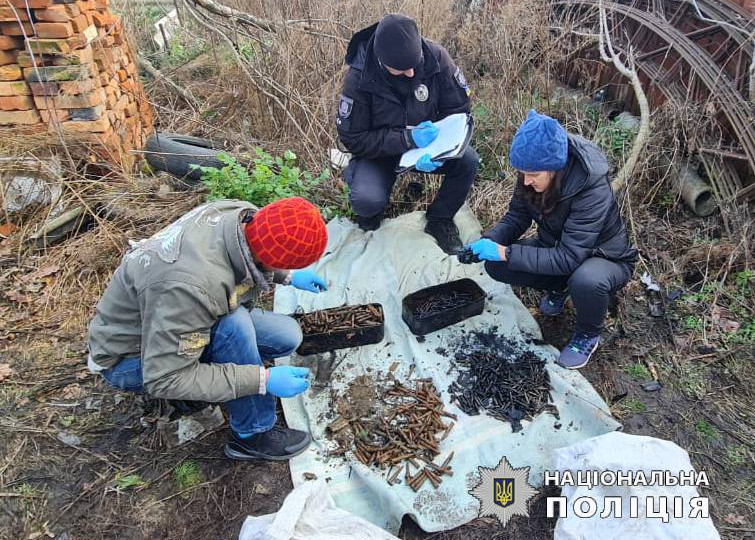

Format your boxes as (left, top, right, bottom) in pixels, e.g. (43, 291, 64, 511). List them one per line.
(88, 200, 253, 384)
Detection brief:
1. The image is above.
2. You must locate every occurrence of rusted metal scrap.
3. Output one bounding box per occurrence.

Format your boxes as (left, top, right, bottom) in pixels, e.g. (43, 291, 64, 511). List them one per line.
(297, 304, 382, 335)
(337, 378, 456, 491)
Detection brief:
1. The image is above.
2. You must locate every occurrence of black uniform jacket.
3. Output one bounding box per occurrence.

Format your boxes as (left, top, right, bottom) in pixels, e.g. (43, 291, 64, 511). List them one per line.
(485, 135, 638, 276)
(336, 23, 470, 159)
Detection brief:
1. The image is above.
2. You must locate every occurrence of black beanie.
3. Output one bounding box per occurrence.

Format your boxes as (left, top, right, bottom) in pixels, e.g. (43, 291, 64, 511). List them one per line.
(373, 13, 422, 71)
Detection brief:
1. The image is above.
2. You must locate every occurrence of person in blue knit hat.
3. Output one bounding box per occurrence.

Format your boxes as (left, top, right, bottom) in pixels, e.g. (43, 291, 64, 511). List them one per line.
(464, 110, 638, 368)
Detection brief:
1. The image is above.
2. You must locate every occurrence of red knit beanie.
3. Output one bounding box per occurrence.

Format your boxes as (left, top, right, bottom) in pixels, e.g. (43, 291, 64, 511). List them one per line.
(244, 197, 328, 269)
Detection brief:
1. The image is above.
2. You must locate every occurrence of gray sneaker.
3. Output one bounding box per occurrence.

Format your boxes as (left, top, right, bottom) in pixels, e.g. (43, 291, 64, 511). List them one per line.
(558, 333, 600, 369)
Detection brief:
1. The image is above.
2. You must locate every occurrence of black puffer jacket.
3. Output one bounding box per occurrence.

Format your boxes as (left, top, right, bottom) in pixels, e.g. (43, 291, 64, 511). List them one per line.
(336, 23, 470, 159)
(485, 135, 638, 276)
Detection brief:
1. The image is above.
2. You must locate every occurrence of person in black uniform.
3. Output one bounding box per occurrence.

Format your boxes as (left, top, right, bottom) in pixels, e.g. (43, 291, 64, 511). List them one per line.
(336, 13, 478, 254)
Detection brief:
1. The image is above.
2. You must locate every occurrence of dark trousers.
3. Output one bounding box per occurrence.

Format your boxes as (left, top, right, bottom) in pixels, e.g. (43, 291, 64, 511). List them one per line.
(343, 146, 479, 220)
(484, 239, 632, 336)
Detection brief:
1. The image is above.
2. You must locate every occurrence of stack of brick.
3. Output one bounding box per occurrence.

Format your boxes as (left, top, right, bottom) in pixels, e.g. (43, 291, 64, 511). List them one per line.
(0, 0, 153, 169)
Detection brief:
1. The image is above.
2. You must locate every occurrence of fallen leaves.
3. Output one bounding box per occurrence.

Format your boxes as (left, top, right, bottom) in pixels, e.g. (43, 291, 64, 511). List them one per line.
(61, 383, 85, 400)
(0, 363, 14, 382)
(711, 305, 741, 334)
(22, 264, 60, 284)
(723, 513, 747, 526)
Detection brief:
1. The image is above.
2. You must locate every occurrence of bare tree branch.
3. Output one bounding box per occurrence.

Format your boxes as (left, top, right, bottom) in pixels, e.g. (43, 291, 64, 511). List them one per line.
(188, 0, 347, 41)
(138, 56, 200, 109)
(597, 0, 651, 192)
(189, 0, 276, 32)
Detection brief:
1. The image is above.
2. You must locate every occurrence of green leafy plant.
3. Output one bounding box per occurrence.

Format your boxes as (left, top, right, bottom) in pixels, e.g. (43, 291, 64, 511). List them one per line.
(167, 34, 206, 65)
(726, 445, 748, 466)
(595, 118, 637, 161)
(115, 473, 145, 490)
(733, 269, 754, 291)
(684, 315, 703, 332)
(695, 420, 719, 441)
(196, 150, 328, 207)
(723, 318, 755, 345)
(174, 460, 204, 491)
(683, 282, 718, 304)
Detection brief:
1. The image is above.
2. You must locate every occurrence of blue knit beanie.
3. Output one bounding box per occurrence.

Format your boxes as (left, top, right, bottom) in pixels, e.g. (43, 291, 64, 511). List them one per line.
(509, 109, 568, 172)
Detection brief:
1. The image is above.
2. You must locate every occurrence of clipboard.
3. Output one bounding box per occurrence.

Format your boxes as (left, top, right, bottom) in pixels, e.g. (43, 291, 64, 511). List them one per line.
(396, 113, 474, 174)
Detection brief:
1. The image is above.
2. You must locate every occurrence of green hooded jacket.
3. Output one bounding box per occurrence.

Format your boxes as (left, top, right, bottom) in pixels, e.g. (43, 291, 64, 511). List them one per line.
(87, 200, 290, 402)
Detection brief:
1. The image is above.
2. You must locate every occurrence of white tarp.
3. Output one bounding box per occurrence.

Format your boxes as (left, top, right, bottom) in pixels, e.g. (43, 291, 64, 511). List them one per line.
(553, 432, 720, 539)
(274, 208, 620, 534)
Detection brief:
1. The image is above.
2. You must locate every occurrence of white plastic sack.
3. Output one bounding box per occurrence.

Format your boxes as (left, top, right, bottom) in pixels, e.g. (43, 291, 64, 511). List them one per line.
(238, 479, 400, 540)
(553, 432, 720, 540)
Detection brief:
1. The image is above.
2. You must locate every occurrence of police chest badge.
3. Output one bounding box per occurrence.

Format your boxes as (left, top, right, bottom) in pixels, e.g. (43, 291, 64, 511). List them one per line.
(414, 84, 429, 102)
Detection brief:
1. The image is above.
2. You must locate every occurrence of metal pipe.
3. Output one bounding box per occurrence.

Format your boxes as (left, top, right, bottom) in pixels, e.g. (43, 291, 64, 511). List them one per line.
(679, 162, 716, 216)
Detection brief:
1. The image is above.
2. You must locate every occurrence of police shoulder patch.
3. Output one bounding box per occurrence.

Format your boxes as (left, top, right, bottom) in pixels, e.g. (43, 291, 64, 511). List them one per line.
(454, 67, 469, 93)
(338, 95, 354, 119)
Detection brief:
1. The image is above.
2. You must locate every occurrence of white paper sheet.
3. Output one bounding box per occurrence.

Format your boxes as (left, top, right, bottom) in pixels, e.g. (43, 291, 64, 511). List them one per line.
(399, 113, 470, 170)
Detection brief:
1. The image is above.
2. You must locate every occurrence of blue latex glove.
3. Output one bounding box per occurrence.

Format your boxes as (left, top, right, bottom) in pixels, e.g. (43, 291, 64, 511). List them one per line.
(410, 120, 439, 148)
(415, 153, 442, 172)
(267, 366, 310, 397)
(291, 270, 328, 293)
(468, 238, 503, 261)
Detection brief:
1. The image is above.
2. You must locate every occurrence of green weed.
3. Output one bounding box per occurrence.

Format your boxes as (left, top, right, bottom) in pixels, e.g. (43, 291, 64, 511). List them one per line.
(733, 270, 754, 291)
(622, 399, 646, 413)
(115, 473, 145, 490)
(196, 150, 328, 207)
(695, 420, 719, 441)
(624, 362, 651, 380)
(726, 445, 748, 466)
(174, 460, 204, 491)
(594, 119, 637, 162)
(684, 315, 704, 332)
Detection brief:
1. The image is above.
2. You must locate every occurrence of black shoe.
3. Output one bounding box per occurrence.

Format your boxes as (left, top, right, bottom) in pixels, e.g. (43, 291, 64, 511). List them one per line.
(425, 218, 463, 254)
(357, 212, 383, 231)
(167, 399, 210, 420)
(224, 425, 311, 461)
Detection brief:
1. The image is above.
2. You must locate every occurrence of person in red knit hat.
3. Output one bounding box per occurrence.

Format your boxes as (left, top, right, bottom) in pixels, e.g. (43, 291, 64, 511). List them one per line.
(87, 197, 329, 460)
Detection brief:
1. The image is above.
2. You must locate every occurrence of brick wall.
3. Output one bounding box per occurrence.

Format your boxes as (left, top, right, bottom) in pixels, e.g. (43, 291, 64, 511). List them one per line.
(0, 0, 154, 170)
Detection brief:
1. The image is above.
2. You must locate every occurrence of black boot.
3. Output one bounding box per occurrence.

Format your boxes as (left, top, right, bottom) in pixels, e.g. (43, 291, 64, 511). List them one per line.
(357, 212, 383, 231)
(167, 399, 210, 420)
(224, 425, 311, 461)
(425, 218, 463, 254)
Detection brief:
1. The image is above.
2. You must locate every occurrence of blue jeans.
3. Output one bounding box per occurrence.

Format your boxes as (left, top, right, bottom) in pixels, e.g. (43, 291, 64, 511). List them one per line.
(101, 307, 302, 437)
